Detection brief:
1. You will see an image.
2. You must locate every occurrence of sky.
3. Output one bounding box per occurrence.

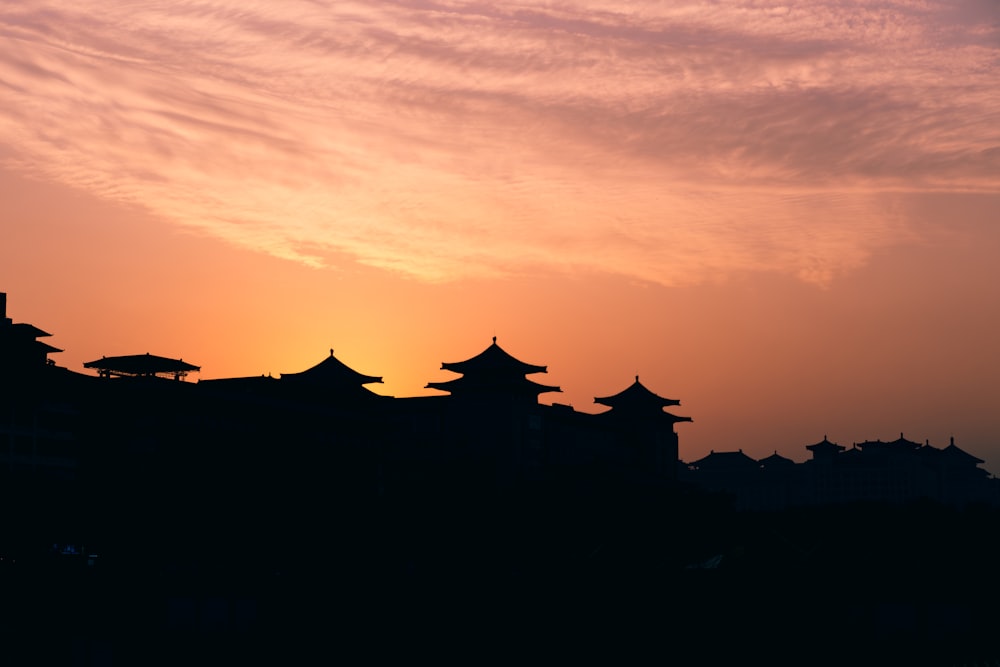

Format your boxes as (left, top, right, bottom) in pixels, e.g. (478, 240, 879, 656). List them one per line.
(2, 1, 998, 470)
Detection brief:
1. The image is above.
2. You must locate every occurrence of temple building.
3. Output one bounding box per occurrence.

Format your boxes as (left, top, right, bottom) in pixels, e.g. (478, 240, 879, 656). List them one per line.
(0, 292, 62, 375)
(3, 292, 696, 495)
(425, 336, 560, 402)
(410, 337, 563, 487)
(594, 376, 691, 480)
(0, 293, 78, 482)
(4, 289, 995, 512)
(380, 339, 690, 490)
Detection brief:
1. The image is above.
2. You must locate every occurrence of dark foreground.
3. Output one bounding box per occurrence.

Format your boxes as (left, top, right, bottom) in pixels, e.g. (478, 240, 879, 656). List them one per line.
(3, 482, 1000, 666)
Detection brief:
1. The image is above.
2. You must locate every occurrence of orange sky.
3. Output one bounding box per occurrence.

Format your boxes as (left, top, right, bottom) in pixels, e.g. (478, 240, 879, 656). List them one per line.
(2, 1, 998, 470)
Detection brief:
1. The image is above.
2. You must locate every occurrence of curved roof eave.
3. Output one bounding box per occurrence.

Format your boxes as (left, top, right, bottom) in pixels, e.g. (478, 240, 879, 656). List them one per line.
(279, 351, 383, 385)
(440, 338, 549, 376)
(425, 376, 561, 396)
(594, 377, 682, 409)
(83, 353, 200, 374)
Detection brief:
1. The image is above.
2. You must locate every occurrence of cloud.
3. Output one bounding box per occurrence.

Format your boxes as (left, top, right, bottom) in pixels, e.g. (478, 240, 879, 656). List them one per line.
(0, 0, 996, 284)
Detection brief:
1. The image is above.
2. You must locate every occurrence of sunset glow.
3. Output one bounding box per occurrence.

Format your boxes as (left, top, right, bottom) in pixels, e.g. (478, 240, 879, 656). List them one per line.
(2, 1, 998, 468)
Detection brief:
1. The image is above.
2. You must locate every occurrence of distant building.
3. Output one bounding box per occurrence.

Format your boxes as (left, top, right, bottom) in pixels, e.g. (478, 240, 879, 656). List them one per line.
(681, 433, 998, 510)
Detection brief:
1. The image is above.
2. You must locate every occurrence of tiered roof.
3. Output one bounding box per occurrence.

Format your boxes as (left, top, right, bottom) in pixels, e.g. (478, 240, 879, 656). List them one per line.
(425, 337, 560, 399)
(0, 292, 62, 367)
(806, 436, 846, 459)
(19, 324, 62, 358)
(594, 376, 691, 423)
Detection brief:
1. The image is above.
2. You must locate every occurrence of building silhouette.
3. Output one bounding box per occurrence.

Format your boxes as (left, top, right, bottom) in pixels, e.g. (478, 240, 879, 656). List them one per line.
(682, 434, 998, 511)
(4, 290, 1000, 665)
(3, 288, 996, 517)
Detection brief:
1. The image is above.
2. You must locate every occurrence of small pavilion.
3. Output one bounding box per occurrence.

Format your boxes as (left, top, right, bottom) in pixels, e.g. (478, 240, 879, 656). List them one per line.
(84, 353, 200, 381)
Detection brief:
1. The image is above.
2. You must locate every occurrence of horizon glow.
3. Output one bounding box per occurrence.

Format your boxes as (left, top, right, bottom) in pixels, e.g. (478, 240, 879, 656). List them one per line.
(2, 1, 998, 471)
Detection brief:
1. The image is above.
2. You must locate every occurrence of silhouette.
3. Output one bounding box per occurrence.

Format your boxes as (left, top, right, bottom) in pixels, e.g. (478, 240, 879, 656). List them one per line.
(682, 434, 998, 511)
(2, 290, 999, 666)
(83, 352, 200, 380)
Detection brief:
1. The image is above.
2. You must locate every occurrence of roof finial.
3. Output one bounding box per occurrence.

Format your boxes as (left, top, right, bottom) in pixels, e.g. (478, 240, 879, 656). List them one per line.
(330, 348, 334, 357)
(492, 336, 497, 344)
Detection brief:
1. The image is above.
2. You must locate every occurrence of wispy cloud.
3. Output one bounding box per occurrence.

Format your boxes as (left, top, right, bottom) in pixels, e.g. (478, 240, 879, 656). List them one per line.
(1, 0, 996, 283)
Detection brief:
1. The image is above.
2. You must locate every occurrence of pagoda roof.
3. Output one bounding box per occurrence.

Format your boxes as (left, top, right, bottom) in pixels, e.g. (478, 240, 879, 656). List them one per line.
(11, 322, 53, 338)
(940, 437, 985, 465)
(805, 436, 845, 454)
(439, 337, 548, 376)
(84, 353, 200, 378)
(594, 376, 683, 412)
(280, 349, 383, 386)
(888, 433, 923, 450)
(425, 338, 561, 398)
(34, 340, 63, 354)
(760, 451, 796, 468)
(857, 433, 922, 453)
